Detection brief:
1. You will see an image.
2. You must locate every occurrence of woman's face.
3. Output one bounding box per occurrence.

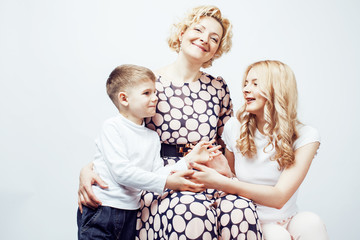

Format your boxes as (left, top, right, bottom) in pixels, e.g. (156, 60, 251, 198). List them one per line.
(180, 16, 223, 65)
(243, 68, 267, 118)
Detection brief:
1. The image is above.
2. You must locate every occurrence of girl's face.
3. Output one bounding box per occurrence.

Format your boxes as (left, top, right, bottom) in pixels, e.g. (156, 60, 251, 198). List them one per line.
(243, 68, 267, 118)
(179, 16, 223, 65)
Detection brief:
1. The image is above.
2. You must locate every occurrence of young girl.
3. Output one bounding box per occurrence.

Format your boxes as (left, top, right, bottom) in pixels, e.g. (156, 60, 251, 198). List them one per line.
(190, 60, 329, 240)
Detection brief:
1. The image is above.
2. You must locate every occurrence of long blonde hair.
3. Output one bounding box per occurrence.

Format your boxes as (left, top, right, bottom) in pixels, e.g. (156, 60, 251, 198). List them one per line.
(168, 5, 232, 68)
(236, 60, 299, 169)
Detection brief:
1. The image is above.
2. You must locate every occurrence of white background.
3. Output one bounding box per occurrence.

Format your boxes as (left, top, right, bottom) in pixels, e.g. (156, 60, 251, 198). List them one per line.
(0, 0, 359, 239)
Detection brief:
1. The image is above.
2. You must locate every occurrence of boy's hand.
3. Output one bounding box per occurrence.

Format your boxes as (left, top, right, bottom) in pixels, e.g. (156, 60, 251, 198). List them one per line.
(165, 170, 205, 192)
(185, 139, 222, 166)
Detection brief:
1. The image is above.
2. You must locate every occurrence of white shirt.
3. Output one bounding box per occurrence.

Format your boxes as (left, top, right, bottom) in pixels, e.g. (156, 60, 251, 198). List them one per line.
(222, 117, 320, 223)
(93, 114, 187, 210)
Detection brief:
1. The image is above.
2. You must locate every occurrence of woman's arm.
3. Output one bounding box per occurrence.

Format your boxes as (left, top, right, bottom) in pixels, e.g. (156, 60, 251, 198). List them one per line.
(78, 162, 108, 213)
(191, 141, 320, 209)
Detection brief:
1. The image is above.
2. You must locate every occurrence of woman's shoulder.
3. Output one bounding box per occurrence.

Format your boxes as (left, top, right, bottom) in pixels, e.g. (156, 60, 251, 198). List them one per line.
(201, 72, 230, 93)
(201, 72, 225, 82)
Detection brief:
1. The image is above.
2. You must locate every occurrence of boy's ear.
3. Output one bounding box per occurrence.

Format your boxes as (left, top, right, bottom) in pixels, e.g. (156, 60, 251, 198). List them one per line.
(117, 92, 129, 107)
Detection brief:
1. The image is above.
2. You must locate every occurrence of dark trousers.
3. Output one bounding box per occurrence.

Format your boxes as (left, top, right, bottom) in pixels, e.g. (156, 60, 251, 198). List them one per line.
(77, 205, 137, 240)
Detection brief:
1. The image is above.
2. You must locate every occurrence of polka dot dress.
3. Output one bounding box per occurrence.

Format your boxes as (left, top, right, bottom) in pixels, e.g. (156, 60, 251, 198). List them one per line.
(136, 73, 263, 239)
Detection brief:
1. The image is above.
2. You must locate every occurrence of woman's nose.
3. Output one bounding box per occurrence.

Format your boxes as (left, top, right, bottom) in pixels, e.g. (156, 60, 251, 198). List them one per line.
(243, 84, 250, 93)
(200, 34, 209, 44)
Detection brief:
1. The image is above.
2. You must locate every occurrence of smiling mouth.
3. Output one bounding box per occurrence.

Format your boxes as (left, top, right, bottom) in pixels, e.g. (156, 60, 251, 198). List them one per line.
(193, 43, 208, 52)
(246, 98, 256, 104)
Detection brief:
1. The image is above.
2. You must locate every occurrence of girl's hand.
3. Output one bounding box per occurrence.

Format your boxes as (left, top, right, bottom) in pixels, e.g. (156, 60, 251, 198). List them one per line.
(78, 162, 108, 213)
(165, 170, 205, 192)
(203, 153, 233, 177)
(189, 162, 224, 189)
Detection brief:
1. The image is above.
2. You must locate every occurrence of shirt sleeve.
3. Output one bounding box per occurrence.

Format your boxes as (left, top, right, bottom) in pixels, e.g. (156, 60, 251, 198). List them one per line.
(99, 121, 167, 194)
(293, 125, 321, 150)
(151, 141, 188, 176)
(216, 77, 234, 139)
(221, 117, 236, 153)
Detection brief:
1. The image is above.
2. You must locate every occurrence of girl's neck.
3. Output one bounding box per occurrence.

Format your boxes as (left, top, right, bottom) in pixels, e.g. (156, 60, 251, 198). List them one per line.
(255, 115, 266, 135)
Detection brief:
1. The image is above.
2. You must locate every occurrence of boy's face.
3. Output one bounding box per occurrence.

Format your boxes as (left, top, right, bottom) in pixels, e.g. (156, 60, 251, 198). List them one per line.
(125, 78, 158, 123)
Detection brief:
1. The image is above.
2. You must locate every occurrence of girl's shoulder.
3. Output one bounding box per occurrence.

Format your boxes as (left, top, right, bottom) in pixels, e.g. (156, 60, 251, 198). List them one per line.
(294, 124, 320, 150)
(223, 117, 240, 134)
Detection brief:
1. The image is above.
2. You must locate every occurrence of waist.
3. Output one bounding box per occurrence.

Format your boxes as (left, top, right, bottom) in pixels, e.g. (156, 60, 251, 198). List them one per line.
(160, 143, 191, 157)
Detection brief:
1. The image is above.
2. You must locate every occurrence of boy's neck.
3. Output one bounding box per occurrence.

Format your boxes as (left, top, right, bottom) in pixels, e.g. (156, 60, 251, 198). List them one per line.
(119, 110, 144, 126)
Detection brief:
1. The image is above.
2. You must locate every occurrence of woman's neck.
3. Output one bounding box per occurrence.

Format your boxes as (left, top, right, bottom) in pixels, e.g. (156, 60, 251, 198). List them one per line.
(159, 56, 203, 84)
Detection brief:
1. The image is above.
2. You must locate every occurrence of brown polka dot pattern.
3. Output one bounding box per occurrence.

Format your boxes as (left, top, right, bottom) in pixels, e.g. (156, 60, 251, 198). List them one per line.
(145, 73, 233, 151)
(135, 73, 262, 239)
(136, 189, 263, 239)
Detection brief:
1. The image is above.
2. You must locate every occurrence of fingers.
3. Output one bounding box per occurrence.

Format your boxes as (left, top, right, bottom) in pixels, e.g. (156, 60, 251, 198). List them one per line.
(182, 179, 205, 192)
(85, 185, 102, 207)
(208, 145, 221, 153)
(208, 139, 216, 145)
(93, 175, 108, 189)
(78, 194, 83, 213)
(170, 170, 179, 175)
(176, 169, 195, 178)
(189, 161, 207, 171)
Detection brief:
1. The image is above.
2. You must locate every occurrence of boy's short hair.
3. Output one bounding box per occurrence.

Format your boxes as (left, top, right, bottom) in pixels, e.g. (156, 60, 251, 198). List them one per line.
(106, 64, 156, 108)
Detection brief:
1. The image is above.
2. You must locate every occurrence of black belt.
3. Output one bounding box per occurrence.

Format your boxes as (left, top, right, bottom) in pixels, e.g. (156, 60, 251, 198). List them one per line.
(160, 143, 191, 157)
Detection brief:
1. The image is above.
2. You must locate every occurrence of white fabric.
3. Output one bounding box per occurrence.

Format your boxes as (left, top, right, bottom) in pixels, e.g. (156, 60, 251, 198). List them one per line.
(222, 117, 320, 223)
(261, 211, 329, 240)
(93, 113, 188, 210)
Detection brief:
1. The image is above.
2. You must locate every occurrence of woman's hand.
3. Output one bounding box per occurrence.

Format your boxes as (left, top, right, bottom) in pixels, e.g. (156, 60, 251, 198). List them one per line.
(185, 139, 222, 166)
(78, 162, 108, 213)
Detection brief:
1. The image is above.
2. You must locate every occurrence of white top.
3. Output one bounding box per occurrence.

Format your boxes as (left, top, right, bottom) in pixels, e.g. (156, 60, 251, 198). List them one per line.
(93, 114, 188, 210)
(222, 117, 320, 223)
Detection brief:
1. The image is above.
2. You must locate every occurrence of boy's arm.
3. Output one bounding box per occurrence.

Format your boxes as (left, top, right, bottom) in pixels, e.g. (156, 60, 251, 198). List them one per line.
(100, 122, 168, 194)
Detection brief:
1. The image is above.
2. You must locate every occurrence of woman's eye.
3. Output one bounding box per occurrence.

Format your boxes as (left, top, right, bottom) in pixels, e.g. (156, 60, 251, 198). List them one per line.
(211, 37, 219, 43)
(194, 28, 201, 32)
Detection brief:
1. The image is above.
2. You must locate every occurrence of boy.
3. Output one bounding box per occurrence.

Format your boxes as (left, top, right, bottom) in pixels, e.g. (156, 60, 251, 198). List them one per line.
(77, 64, 218, 240)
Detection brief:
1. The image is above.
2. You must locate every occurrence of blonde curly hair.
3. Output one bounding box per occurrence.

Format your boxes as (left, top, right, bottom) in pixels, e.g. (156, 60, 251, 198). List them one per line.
(168, 5, 233, 68)
(236, 60, 300, 169)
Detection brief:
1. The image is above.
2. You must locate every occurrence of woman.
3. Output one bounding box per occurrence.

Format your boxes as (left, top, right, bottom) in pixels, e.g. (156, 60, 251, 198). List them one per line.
(79, 6, 263, 239)
(190, 60, 329, 240)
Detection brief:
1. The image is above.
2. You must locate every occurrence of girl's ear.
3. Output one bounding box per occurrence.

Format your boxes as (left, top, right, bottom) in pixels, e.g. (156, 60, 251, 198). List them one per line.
(118, 92, 129, 107)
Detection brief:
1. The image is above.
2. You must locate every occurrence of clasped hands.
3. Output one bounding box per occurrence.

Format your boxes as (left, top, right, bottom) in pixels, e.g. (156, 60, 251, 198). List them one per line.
(167, 139, 232, 192)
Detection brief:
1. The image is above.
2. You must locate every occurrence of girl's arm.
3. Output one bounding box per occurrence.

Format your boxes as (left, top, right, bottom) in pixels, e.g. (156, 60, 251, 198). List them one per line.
(191, 141, 320, 209)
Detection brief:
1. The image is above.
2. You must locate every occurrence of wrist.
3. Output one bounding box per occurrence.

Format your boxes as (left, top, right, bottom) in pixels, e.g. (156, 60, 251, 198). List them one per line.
(183, 156, 192, 169)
